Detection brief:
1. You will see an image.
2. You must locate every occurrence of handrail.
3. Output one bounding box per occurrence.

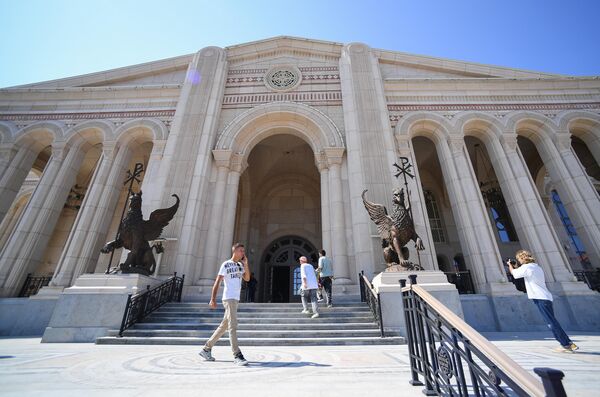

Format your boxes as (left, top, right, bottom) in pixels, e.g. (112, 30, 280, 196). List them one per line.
(119, 272, 185, 336)
(400, 275, 566, 397)
(18, 273, 52, 297)
(358, 271, 385, 337)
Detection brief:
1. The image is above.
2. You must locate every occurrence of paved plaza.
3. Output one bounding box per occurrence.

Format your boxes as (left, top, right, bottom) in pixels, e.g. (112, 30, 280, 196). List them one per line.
(0, 333, 599, 397)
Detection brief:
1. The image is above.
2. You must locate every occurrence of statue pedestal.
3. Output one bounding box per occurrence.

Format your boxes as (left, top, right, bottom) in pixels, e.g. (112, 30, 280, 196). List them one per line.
(41, 273, 162, 343)
(371, 271, 463, 336)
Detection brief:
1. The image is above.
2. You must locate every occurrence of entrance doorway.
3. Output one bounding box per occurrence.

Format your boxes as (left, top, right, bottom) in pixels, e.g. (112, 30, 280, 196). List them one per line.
(261, 236, 318, 303)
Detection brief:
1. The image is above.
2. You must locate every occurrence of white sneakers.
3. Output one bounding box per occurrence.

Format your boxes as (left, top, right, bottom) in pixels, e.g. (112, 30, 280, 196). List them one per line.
(311, 313, 320, 318)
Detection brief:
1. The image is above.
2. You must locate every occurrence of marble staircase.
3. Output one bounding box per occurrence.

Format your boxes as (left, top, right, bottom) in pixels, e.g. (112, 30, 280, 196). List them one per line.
(96, 301, 405, 346)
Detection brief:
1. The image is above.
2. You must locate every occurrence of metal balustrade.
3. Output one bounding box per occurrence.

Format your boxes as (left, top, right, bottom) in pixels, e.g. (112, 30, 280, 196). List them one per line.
(400, 274, 567, 397)
(18, 273, 52, 297)
(119, 272, 185, 336)
(358, 270, 384, 337)
(574, 270, 600, 292)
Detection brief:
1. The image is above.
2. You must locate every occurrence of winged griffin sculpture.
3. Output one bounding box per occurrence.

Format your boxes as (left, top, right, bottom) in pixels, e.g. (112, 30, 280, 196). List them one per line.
(101, 192, 179, 276)
(362, 188, 424, 271)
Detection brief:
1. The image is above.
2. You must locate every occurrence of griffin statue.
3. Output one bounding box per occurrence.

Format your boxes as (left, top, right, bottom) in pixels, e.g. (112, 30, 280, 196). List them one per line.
(101, 192, 179, 276)
(362, 188, 424, 271)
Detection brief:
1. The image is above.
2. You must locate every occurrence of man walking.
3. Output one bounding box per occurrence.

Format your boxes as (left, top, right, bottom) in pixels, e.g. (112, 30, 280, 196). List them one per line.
(508, 249, 579, 353)
(199, 243, 251, 366)
(299, 256, 319, 318)
(317, 250, 334, 307)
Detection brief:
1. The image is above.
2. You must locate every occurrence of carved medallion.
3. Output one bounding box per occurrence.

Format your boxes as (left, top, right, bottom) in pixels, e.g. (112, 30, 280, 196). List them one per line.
(264, 66, 301, 91)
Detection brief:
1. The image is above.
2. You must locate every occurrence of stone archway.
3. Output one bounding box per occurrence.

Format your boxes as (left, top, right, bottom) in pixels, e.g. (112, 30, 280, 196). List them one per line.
(199, 102, 351, 287)
(259, 235, 318, 303)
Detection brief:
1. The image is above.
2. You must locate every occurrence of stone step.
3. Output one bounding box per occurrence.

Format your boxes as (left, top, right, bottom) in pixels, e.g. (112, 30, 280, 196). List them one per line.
(96, 336, 405, 346)
(107, 328, 392, 338)
(144, 315, 377, 324)
(163, 303, 365, 309)
(132, 322, 380, 331)
(157, 306, 371, 313)
(148, 311, 373, 319)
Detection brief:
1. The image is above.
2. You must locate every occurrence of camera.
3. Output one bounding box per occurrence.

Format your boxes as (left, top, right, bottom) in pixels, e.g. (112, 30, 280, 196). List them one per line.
(505, 258, 520, 268)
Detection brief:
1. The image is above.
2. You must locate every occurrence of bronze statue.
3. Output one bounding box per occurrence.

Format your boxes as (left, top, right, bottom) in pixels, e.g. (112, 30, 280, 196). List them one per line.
(362, 188, 424, 271)
(101, 192, 179, 276)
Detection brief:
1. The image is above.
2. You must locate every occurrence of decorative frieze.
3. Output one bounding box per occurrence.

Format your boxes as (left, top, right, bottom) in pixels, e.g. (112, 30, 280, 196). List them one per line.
(0, 110, 175, 122)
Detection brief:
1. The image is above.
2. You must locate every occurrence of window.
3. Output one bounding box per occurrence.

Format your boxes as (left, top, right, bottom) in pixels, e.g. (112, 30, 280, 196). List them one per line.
(292, 267, 302, 296)
(481, 186, 518, 242)
(424, 190, 446, 243)
(551, 190, 589, 266)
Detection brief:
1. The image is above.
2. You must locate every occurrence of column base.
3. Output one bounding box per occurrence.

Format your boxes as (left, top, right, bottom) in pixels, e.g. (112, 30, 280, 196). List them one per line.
(371, 271, 463, 336)
(41, 273, 162, 343)
(548, 280, 597, 296)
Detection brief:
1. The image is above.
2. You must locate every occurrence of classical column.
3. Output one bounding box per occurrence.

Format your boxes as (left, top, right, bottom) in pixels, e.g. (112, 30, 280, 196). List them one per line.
(486, 134, 574, 285)
(395, 136, 436, 270)
(219, 165, 243, 259)
(547, 133, 600, 268)
(0, 144, 15, 180)
(324, 148, 351, 283)
(438, 137, 512, 294)
(339, 43, 401, 278)
(0, 143, 85, 296)
(153, 47, 227, 286)
(316, 153, 331, 257)
(140, 140, 166, 215)
(49, 143, 132, 287)
(0, 143, 40, 224)
(198, 150, 231, 284)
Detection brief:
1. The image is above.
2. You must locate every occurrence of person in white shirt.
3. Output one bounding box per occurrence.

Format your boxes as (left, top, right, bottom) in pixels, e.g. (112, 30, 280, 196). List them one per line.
(508, 249, 578, 353)
(199, 243, 251, 366)
(299, 256, 320, 318)
(317, 249, 334, 307)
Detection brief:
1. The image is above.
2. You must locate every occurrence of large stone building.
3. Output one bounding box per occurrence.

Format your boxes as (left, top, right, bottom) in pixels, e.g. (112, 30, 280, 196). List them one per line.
(0, 37, 599, 328)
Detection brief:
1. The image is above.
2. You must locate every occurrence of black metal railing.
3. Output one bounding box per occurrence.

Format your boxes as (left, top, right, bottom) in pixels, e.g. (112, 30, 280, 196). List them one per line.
(119, 272, 184, 336)
(18, 273, 52, 297)
(400, 274, 567, 397)
(574, 269, 600, 292)
(358, 271, 384, 337)
(444, 270, 475, 294)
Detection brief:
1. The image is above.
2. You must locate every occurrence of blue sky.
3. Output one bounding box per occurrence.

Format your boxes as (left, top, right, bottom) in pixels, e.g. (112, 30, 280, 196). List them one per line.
(1, 0, 599, 87)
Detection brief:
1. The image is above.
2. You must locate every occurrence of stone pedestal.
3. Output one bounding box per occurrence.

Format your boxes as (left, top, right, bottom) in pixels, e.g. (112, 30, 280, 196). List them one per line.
(41, 273, 163, 343)
(371, 271, 463, 336)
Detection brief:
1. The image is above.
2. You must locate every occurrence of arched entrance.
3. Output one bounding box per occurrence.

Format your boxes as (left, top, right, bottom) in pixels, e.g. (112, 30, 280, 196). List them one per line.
(260, 236, 318, 303)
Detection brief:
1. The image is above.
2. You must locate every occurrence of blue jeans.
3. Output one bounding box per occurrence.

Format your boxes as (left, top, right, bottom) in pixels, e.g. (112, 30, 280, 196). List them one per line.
(533, 299, 572, 347)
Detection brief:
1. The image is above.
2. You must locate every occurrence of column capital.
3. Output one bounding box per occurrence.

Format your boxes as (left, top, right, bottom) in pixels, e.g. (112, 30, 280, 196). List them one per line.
(553, 132, 573, 153)
(446, 137, 466, 154)
(499, 133, 519, 152)
(229, 152, 248, 173)
(212, 149, 233, 168)
(51, 143, 69, 160)
(101, 141, 117, 158)
(323, 147, 345, 167)
(394, 134, 412, 155)
(315, 152, 329, 172)
(150, 140, 167, 155)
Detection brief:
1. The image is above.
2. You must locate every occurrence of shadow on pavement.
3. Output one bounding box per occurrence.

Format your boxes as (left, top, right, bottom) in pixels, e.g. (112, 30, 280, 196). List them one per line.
(248, 361, 331, 368)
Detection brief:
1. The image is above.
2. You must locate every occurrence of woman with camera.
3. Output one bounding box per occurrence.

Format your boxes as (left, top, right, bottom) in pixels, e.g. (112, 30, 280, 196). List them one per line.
(508, 249, 579, 353)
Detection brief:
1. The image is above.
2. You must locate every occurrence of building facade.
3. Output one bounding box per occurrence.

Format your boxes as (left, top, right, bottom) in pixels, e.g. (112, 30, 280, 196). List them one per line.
(0, 37, 599, 309)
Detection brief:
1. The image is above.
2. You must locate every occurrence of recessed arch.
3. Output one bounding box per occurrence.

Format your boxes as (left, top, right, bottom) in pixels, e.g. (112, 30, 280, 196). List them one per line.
(14, 121, 65, 151)
(455, 112, 505, 144)
(215, 102, 344, 159)
(394, 112, 453, 144)
(503, 111, 558, 144)
(114, 118, 168, 147)
(63, 120, 115, 147)
(0, 121, 18, 144)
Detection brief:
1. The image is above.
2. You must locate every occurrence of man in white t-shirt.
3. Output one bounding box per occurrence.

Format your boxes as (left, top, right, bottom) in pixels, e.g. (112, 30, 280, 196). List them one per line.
(509, 249, 578, 353)
(199, 243, 251, 366)
(299, 256, 320, 318)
